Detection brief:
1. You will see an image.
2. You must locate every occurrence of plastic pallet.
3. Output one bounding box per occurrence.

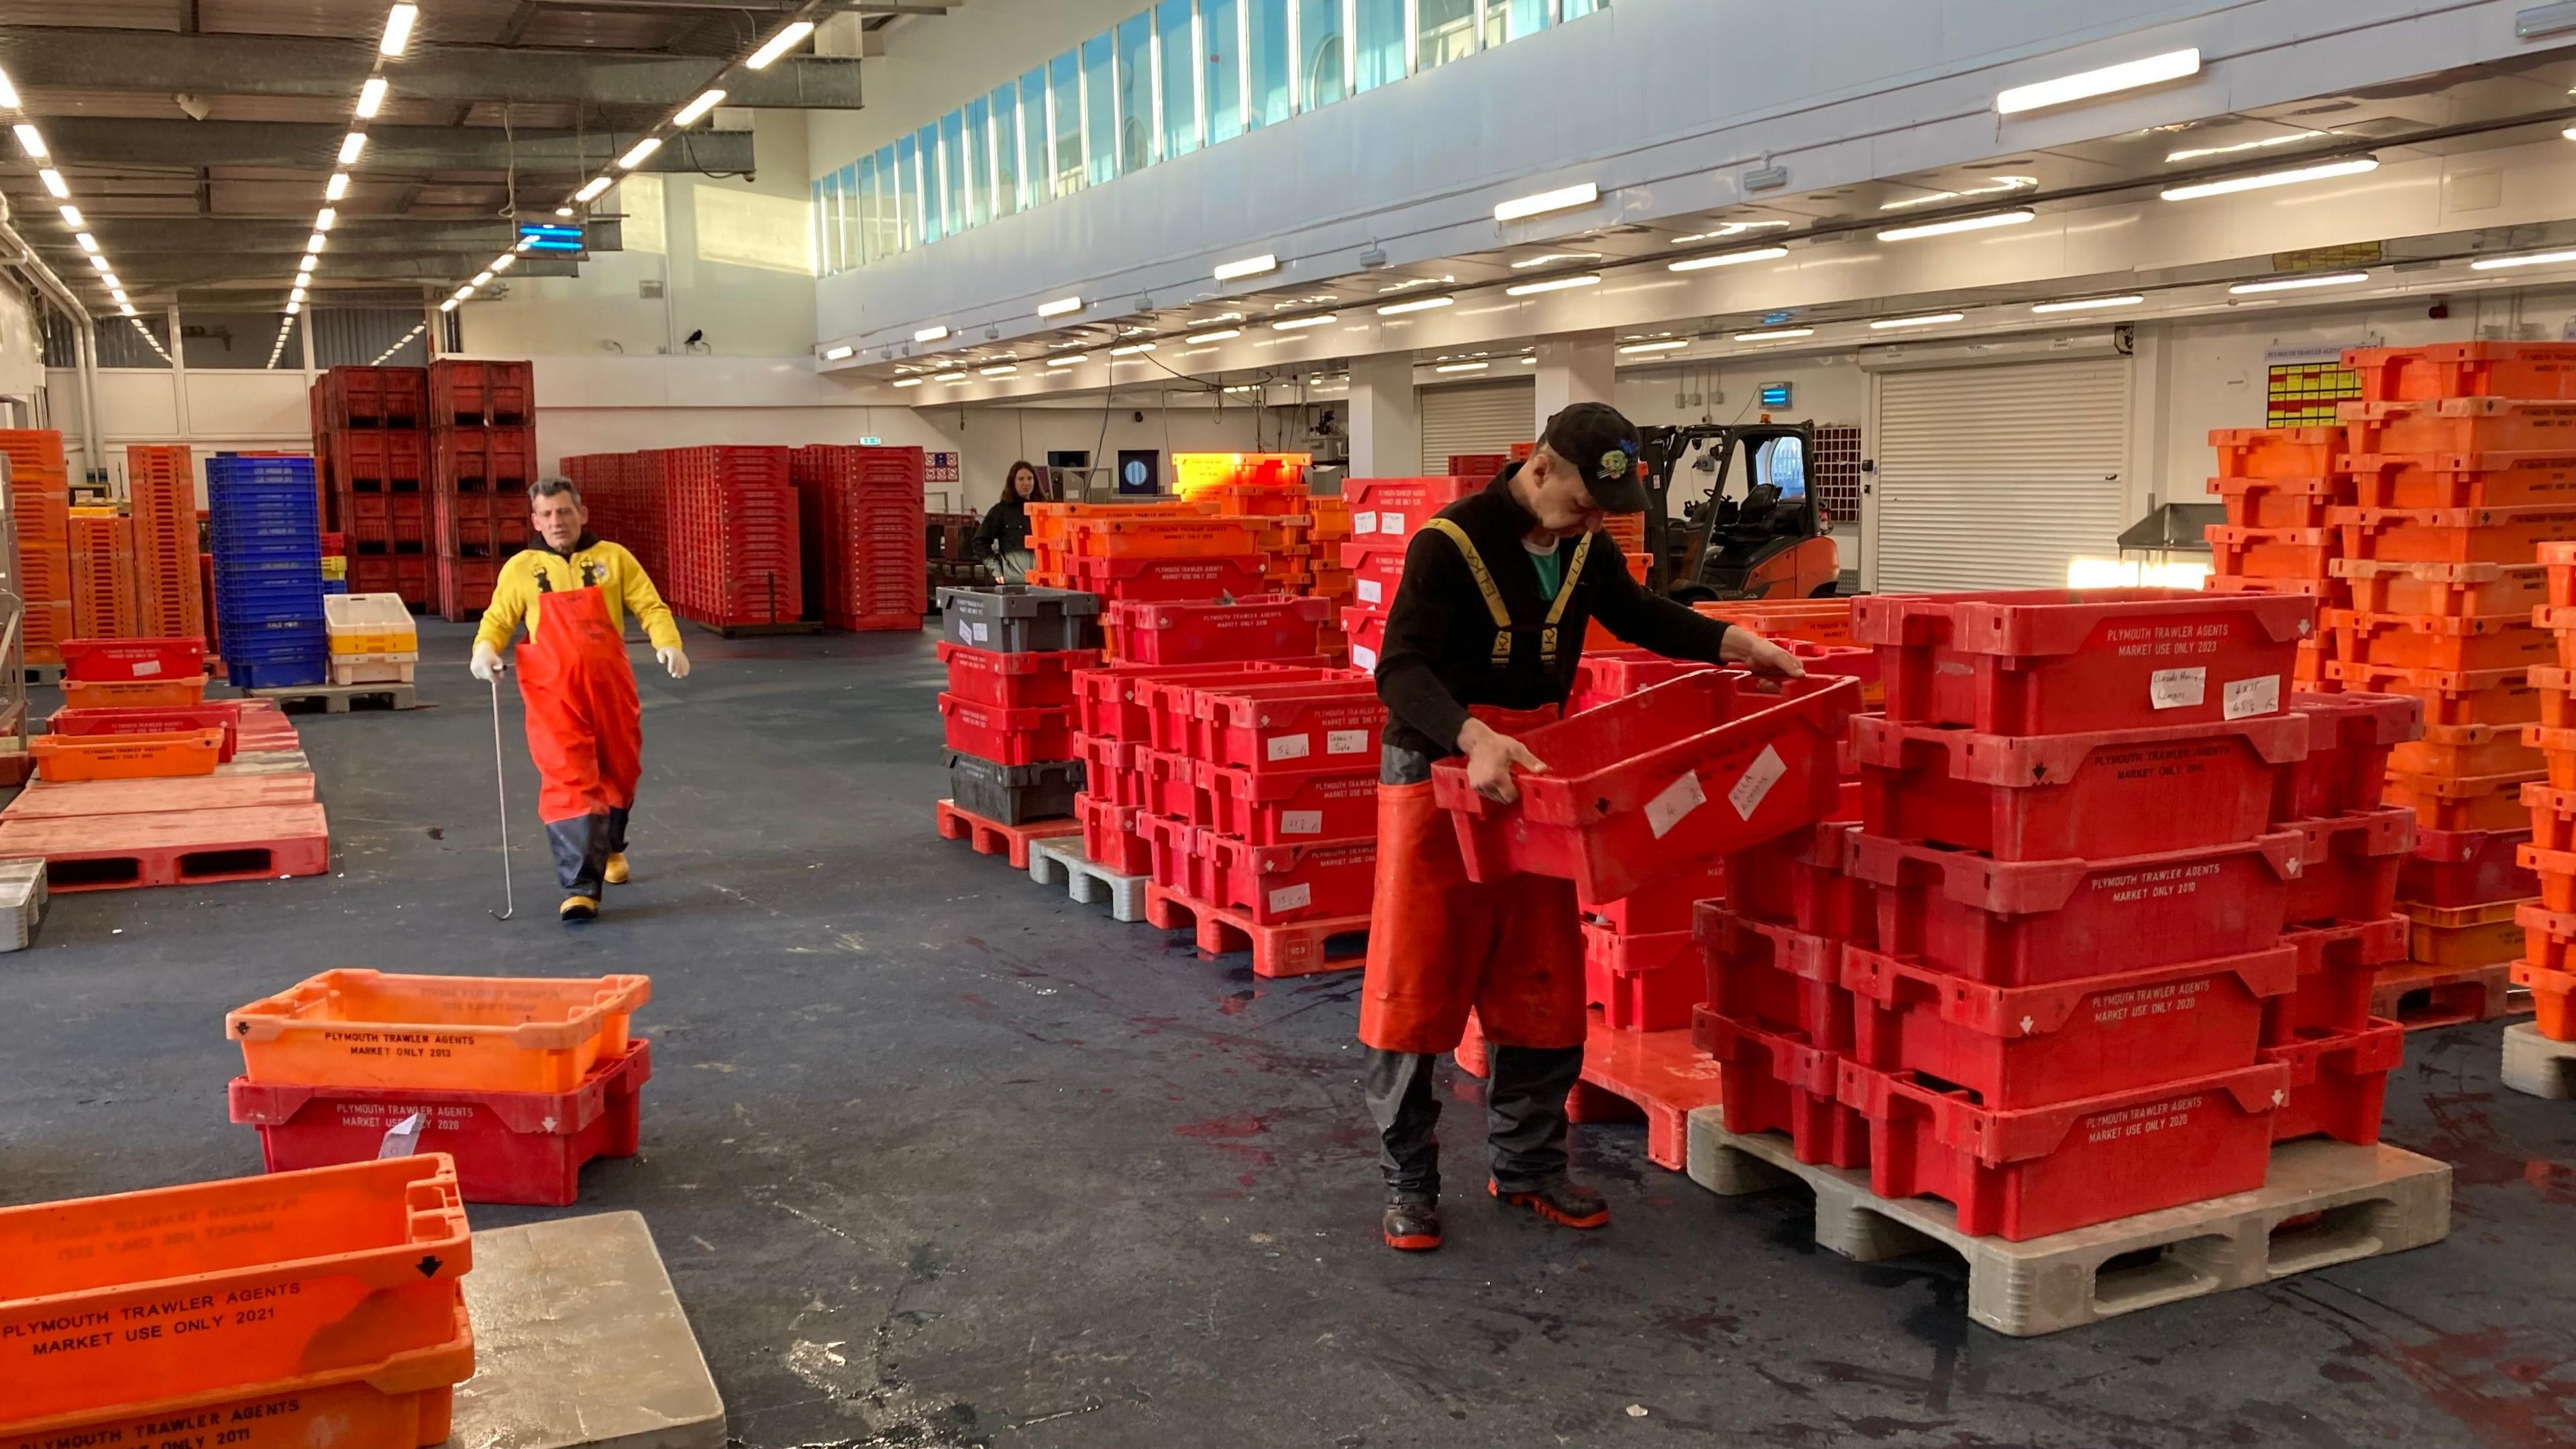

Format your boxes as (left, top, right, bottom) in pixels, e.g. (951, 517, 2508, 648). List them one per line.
(2371, 960, 2522, 1029)
(1558, 1009, 1729, 1171)
(2500, 1022, 2576, 1098)
(934, 798, 1081, 869)
(1028, 835, 1149, 923)
(1142, 882, 1368, 979)
(244, 681, 419, 713)
(1684, 1112, 2451, 1337)
(0, 801, 329, 891)
(3, 771, 315, 819)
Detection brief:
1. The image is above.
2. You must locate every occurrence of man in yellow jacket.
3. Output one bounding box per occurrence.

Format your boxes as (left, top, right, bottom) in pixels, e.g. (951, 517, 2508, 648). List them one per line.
(471, 477, 690, 922)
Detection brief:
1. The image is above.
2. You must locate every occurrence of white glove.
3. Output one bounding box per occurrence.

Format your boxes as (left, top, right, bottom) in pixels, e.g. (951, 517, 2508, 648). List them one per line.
(470, 641, 505, 682)
(657, 645, 691, 680)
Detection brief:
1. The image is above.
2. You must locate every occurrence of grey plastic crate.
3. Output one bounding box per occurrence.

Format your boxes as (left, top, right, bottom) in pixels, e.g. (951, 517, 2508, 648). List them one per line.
(937, 585, 1104, 653)
(947, 753, 1085, 826)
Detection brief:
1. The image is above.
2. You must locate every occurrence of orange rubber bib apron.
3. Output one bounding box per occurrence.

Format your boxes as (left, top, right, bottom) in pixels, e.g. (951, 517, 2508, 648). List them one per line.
(516, 583, 643, 828)
(1359, 704, 1585, 1056)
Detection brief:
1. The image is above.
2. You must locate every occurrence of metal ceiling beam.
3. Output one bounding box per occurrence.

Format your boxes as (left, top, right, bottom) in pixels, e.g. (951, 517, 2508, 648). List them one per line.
(99, 254, 584, 286)
(0, 30, 863, 109)
(85, 217, 625, 256)
(527, 0, 947, 13)
(36, 118, 755, 175)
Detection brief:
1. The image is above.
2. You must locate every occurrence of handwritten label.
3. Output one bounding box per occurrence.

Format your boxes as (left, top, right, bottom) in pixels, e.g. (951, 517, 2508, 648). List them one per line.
(131, 659, 162, 677)
(1727, 745, 1788, 821)
(1266, 733, 1312, 762)
(1381, 511, 1407, 536)
(969, 621, 989, 644)
(2224, 675, 2281, 720)
(1281, 810, 1323, 836)
(1354, 510, 1378, 535)
(1352, 645, 1377, 672)
(1645, 771, 1707, 839)
(1326, 729, 1368, 755)
(2149, 667, 2206, 710)
(1356, 580, 1383, 604)
(1269, 883, 1312, 913)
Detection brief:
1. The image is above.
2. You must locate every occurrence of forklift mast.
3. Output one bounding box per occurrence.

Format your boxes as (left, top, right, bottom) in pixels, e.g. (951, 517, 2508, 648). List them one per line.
(1639, 421, 1833, 602)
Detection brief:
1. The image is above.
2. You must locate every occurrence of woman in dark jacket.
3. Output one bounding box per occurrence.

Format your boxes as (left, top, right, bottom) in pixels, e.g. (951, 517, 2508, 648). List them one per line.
(971, 460, 1047, 582)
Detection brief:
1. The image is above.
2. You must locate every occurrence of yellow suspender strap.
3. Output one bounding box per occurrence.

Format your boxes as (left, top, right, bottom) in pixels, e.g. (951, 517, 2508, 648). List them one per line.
(1427, 519, 1595, 667)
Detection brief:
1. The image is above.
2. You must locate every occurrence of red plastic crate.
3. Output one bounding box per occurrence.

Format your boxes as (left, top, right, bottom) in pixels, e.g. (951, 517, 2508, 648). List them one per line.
(332, 429, 427, 488)
(1202, 833, 1375, 924)
(1140, 813, 1199, 893)
(1342, 606, 1388, 673)
(1195, 676, 1383, 771)
(1199, 759, 1378, 845)
(435, 554, 497, 623)
(1434, 671, 1862, 905)
(2346, 341, 2576, 402)
(2402, 824, 2536, 907)
(936, 694, 1074, 766)
(1340, 539, 1407, 612)
(2210, 427, 2343, 479)
(2340, 396, 2576, 455)
(1069, 553, 1266, 603)
(1572, 649, 1713, 714)
(230, 1041, 647, 1206)
(2258, 1019, 2403, 1144)
(1695, 1011, 1868, 1168)
(1697, 904, 1851, 1049)
(58, 636, 204, 683)
(2265, 914, 2406, 1043)
(1141, 747, 1208, 823)
(936, 641, 1099, 710)
(1841, 1058, 2290, 1240)
(2272, 690, 2420, 820)
(431, 425, 537, 490)
(1345, 477, 1482, 541)
(430, 358, 533, 425)
(1853, 712, 2309, 862)
(1588, 858, 1727, 936)
(1587, 943, 1704, 1032)
(1721, 820, 1874, 943)
(1077, 733, 1146, 808)
(1843, 943, 2294, 1109)
(1851, 588, 2311, 735)
(2284, 806, 2413, 927)
(1078, 793, 1155, 876)
(1072, 659, 1293, 743)
(1847, 829, 2300, 987)
(1104, 594, 1329, 665)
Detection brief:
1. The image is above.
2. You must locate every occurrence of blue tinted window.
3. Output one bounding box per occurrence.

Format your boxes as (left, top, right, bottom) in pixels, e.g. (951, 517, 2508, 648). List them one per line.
(855, 155, 877, 264)
(1021, 68, 1051, 205)
(1418, 0, 1476, 68)
(989, 84, 1020, 219)
(1562, 0, 1603, 17)
(940, 111, 967, 232)
(1353, 0, 1403, 93)
(893, 137, 916, 250)
(836, 162, 860, 268)
(1297, 0, 1344, 110)
(1157, 0, 1199, 160)
(1202, 0, 1244, 142)
(1116, 13, 1155, 174)
(1501, 0, 1551, 42)
(963, 99, 989, 227)
(1082, 34, 1116, 185)
(874, 144, 900, 253)
(1246, 0, 1291, 128)
(811, 178, 829, 273)
(1050, 51, 1085, 196)
(915, 124, 941, 241)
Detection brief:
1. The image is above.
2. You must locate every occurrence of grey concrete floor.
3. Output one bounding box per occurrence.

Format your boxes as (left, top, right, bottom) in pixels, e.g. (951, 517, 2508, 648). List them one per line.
(3, 617, 2573, 1449)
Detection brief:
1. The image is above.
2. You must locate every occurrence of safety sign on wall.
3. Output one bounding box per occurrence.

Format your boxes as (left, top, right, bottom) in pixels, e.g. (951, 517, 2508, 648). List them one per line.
(927, 451, 960, 484)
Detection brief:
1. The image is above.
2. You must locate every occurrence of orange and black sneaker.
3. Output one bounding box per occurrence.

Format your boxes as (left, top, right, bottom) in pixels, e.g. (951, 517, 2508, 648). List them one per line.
(1489, 1177, 1609, 1230)
(1383, 1199, 1443, 1252)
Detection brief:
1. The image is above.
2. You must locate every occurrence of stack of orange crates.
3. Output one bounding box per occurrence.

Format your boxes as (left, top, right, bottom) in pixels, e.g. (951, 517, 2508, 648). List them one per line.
(1306, 496, 1354, 658)
(2325, 343, 2576, 1023)
(2526, 538, 2576, 1040)
(0, 429, 73, 665)
(126, 443, 205, 642)
(67, 513, 138, 641)
(2202, 426, 2351, 692)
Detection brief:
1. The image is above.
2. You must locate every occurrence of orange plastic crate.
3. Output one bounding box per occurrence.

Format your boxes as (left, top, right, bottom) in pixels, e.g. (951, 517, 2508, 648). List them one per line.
(2332, 559, 2546, 619)
(2347, 341, 2576, 402)
(2324, 609, 2551, 672)
(2332, 502, 2576, 566)
(2214, 474, 2345, 529)
(227, 969, 652, 1092)
(2389, 722, 2541, 778)
(2346, 451, 2576, 510)
(2207, 524, 2336, 578)
(2210, 427, 2342, 478)
(2403, 896, 2528, 968)
(0, 1155, 470, 1425)
(2521, 841, 2576, 912)
(2385, 767, 2545, 832)
(58, 676, 209, 708)
(1070, 517, 1268, 558)
(2323, 661, 2538, 727)
(1690, 596, 1857, 646)
(28, 726, 223, 782)
(2342, 397, 2576, 455)
(2532, 725, 2576, 788)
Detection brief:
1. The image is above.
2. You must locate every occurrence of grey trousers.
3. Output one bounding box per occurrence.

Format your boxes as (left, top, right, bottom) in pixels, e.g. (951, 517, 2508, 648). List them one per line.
(1363, 1043, 1585, 1202)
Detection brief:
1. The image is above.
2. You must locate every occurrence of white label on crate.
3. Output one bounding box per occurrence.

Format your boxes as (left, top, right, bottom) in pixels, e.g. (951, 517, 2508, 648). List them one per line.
(1727, 745, 1788, 822)
(2149, 667, 2206, 710)
(2224, 674, 2282, 720)
(1282, 810, 1324, 836)
(1381, 511, 1408, 536)
(1267, 733, 1312, 762)
(1352, 645, 1379, 672)
(1357, 579, 1383, 604)
(1269, 883, 1312, 913)
(129, 660, 162, 677)
(1327, 729, 1368, 755)
(1645, 770, 1707, 839)
(1354, 510, 1379, 535)
(970, 621, 989, 644)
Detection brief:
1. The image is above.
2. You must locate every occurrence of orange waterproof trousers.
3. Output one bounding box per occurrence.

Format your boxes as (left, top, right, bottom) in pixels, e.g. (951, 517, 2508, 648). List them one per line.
(516, 583, 643, 825)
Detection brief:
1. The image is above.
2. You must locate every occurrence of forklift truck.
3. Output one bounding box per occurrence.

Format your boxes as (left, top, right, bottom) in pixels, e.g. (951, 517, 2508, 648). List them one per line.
(1638, 421, 1841, 602)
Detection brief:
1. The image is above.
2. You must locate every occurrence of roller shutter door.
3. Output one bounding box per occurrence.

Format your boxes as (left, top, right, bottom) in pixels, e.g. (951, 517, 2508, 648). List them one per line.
(1419, 380, 1534, 475)
(1871, 358, 2131, 592)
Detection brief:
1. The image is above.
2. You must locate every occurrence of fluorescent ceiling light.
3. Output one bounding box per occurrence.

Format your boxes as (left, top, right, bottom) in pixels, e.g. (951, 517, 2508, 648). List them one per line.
(108, 289, 125, 303)
(2229, 271, 2370, 294)
(1272, 314, 1337, 330)
(1049, 354, 1089, 367)
(471, 270, 492, 286)
(2566, 127, 2576, 142)
(2165, 130, 2324, 164)
(1378, 296, 1454, 316)
(380, 3, 419, 56)
(617, 137, 662, 170)
(1213, 254, 1278, 282)
(1494, 181, 1599, 223)
(452, 284, 474, 299)
(822, 344, 855, 360)
(73, 233, 97, 254)
(1671, 246, 1788, 272)
(2032, 294, 2144, 313)
(1879, 176, 2037, 212)
(515, 236, 535, 251)
(490, 253, 515, 271)
(356, 77, 388, 119)
(98, 272, 117, 288)
(326, 172, 352, 201)
(1434, 362, 1488, 373)
(119, 304, 136, 317)
(37, 169, 66, 198)
(2471, 248, 2576, 271)
(284, 301, 301, 315)
(674, 89, 727, 127)
(0, 69, 17, 109)
(290, 285, 305, 299)
(1505, 274, 1601, 297)
(306, 233, 326, 253)
(11, 125, 44, 159)
(914, 325, 951, 343)
(935, 372, 972, 384)
(1996, 47, 2199, 115)
(56, 205, 80, 227)
(299, 255, 318, 272)
(315, 208, 337, 231)
(1510, 251, 1603, 269)
(553, 205, 572, 217)
(1187, 328, 1242, 343)
(339, 132, 367, 165)
(2161, 157, 2377, 201)
(1108, 343, 1156, 356)
(1670, 221, 1792, 244)
(981, 364, 1019, 376)
(1036, 296, 1083, 318)
(1619, 339, 1690, 354)
(1870, 312, 1965, 329)
(746, 20, 816, 69)
(893, 376, 925, 387)
(87, 254, 108, 271)
(1878, 209, 2036, 241)
(439, 298, 459, 313)
(575, 176, 613, 202)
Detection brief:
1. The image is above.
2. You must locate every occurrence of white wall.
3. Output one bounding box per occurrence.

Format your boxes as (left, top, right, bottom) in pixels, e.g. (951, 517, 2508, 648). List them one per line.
(1614, 352, 1868, 433)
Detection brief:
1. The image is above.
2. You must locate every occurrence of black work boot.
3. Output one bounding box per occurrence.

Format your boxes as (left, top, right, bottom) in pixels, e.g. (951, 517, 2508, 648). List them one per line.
(1383, 1197, 1444, 1252)
(1489, 1176, 1609, 1230)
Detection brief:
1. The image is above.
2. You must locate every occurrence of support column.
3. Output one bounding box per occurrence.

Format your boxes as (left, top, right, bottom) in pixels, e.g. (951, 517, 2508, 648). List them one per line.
(1346, 353, 1420, 479)
(1532, 329, 1614, 432)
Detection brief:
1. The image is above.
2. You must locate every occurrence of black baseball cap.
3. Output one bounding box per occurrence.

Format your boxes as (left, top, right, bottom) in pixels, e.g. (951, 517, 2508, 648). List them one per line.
(1538, 401, 1649, 514)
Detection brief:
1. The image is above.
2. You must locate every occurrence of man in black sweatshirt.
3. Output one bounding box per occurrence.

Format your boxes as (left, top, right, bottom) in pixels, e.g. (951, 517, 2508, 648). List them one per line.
(1361, 401, 1806, 1252)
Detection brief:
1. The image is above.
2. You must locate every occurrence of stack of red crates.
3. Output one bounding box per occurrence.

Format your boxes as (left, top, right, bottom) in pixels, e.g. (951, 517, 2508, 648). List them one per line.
(0, 428, 74, 665)
(68, 514, 138, 640)
(1061, 507, 1267, 612)
(427, 358, 536, 622)
(315, 366, 433, 608)
(127, 444, 205, 643)
(1336, 476, 1485, 674)
(562, 448, 801, 629)
(1723, 589, 2418, 1241)
(788, 444, 928, 630)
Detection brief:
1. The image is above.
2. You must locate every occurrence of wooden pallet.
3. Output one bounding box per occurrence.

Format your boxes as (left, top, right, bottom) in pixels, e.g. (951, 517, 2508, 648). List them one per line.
(1450, 1010, 1725, 1172)
(3, 771, 315, 818)
(2372, 960, 2523, 1030)
(219, 749, 313, 776)
(2502, 1022, 2576, 1099)
(1028, 836, 1149, 923)
(0, 802, 329, 891)
(1686, 1112, 2452, 1337)
(1143, 883, 1368, 978)
(934, 799, 1080, 870)
(244, 681, 418, 714)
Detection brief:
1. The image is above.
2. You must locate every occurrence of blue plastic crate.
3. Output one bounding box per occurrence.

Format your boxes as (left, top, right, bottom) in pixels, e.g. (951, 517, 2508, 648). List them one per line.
(226, 655, 327, 690)
(323, 579, 349, 595)
(221, 629, 326, 657)
(208, 456, 317, 482)
(212, 554, 323, 577)
(215, 597, 325, 624)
